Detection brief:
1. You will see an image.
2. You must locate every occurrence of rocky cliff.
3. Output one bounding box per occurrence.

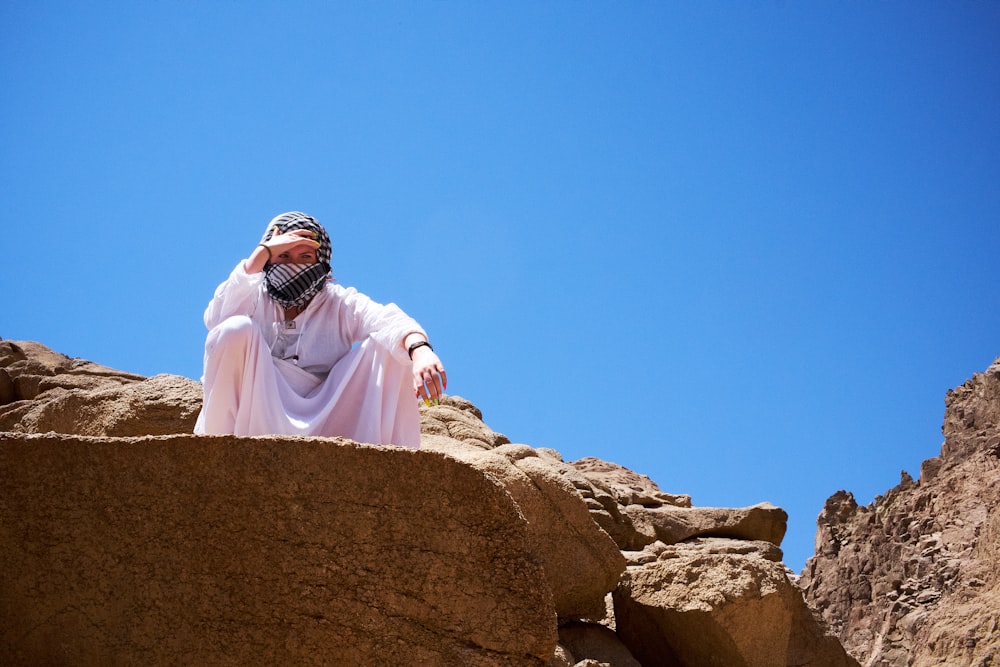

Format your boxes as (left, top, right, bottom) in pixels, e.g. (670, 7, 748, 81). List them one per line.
(1, 339, 855, 666)
(800, 359, 1000, 667)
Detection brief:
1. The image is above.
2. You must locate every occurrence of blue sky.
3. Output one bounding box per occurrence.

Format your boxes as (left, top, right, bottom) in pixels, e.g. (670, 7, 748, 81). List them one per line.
(3, 1, 998, 572)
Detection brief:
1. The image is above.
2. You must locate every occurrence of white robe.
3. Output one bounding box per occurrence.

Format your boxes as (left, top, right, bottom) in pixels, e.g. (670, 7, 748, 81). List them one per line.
(194, 264, 424, 448)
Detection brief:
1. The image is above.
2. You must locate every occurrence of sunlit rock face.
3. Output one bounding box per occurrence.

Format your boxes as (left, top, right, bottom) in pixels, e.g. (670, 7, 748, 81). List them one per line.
(801, 359, 1000, 667)
(3, 339, 858, 666)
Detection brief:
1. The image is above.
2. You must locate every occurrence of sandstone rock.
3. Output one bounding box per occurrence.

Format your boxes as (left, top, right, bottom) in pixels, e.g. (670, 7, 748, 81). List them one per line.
(571, 457, 692, 508)
(567, 457, 686, 552)
(549, 644, 576, 667)
(801, 358, 1000, 666)
(621, 502, 788, 550)
(558, 621, 643, 667)
(0, 340, 145, 400)
(0, 368, 14, 405)
(651, 537, 784, 564)
(570, 457, 786, 552)
(0, 340, 200, 435)
(420, 395, 511, 448)
(615, 552, 858, 667)
(1, 341, 860, 666)
(0, 339, 72, 377)
(423, 431, 626, 621)
(0, 433, 557, 666)
(1, 373, 203, 435)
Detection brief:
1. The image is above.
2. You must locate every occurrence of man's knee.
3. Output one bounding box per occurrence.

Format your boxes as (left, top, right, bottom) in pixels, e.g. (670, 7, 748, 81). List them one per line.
(206, 315, 257, 354)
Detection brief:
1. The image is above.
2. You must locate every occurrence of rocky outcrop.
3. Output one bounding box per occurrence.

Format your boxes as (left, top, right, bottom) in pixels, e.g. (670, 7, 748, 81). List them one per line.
(422, 433, 627, 621)
(801, 359, 1000, 667)
(0, 433, 556, 666)
(1, 339, 854, 666)
(0, 340, 202, 435)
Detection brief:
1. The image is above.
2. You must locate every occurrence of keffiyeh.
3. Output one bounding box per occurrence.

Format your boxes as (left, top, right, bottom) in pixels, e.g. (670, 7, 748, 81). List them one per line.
(260, 211, 333, 308)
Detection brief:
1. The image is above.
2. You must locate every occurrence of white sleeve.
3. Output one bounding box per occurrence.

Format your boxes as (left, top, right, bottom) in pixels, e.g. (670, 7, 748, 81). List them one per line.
(336, 286, 425, 364)
(203, 263, 266, 330)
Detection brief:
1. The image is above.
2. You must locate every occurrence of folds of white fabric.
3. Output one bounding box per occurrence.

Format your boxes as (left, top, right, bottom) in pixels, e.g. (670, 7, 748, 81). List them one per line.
(194, 315, 420, 448)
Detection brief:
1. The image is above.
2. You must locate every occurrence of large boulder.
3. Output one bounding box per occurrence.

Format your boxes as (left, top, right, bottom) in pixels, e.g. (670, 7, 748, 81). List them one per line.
(0, 433, 557, 666)
(614, 546, 859, 667)
(421, 401, 626, 621)
(620, 502, 788, 551)
(570, 458, 786, 552)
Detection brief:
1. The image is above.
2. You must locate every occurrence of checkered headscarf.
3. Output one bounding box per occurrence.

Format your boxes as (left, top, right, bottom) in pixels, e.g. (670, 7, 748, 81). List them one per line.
(260, 212, 333, 309)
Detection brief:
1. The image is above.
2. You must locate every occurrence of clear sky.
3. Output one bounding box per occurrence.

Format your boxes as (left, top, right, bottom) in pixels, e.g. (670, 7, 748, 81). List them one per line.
(3, 1, 998, 572)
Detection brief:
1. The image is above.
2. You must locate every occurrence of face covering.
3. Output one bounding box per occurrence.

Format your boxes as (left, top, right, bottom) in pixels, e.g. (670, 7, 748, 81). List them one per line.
(264, 262, 330, 308)
(259, 211, 333, 309)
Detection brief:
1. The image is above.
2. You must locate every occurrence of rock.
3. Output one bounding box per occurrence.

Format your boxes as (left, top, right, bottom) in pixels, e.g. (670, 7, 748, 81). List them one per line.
(0, 339, 69, 376)
(1, 340, 861, 666)
(549, 644, 575, 667)
(801, 358, 1000, 666)
(0, 368, 14, 405)
(569, 457, 786, 551)
(419, 396, 511, 448)
(614, 552, 859, 667)
(1, 373, 203, 435)
(655, 537, 785, 563)
(0, 340, 198, 435)
(622, 502, 788, 549)
(0, 433, 557, 666)
(557, 621, 643, 667)
(423, 432, 626, 621)
(571, 457, 692, 508)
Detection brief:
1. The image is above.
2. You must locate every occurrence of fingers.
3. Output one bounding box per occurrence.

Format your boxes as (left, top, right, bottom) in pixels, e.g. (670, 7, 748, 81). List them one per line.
(272, 229, 320, 248)
(289, 229, 320, 242)
(261, 230, 321, 263)
(427, 366, 445, 400)
(416, 376, 441, 405)
(414, 362, 446, 406)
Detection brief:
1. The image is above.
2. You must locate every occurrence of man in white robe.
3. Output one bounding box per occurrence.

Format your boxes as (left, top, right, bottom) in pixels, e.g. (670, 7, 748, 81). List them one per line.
(194, 212, 446, 448)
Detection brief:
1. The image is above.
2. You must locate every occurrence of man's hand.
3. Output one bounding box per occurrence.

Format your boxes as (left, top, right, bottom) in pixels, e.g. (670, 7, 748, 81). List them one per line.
(245, 229, 321, 273)
(409, 344, 447, 406)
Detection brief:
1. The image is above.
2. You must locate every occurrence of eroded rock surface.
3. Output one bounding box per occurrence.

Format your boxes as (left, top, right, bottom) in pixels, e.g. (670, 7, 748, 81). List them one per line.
(0, 340, 201, 435)
(801, 359, 1000, 667)
(0, 433, 556, 666)
(615, 545, 857, 667)
(1, 340, 855, 666)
